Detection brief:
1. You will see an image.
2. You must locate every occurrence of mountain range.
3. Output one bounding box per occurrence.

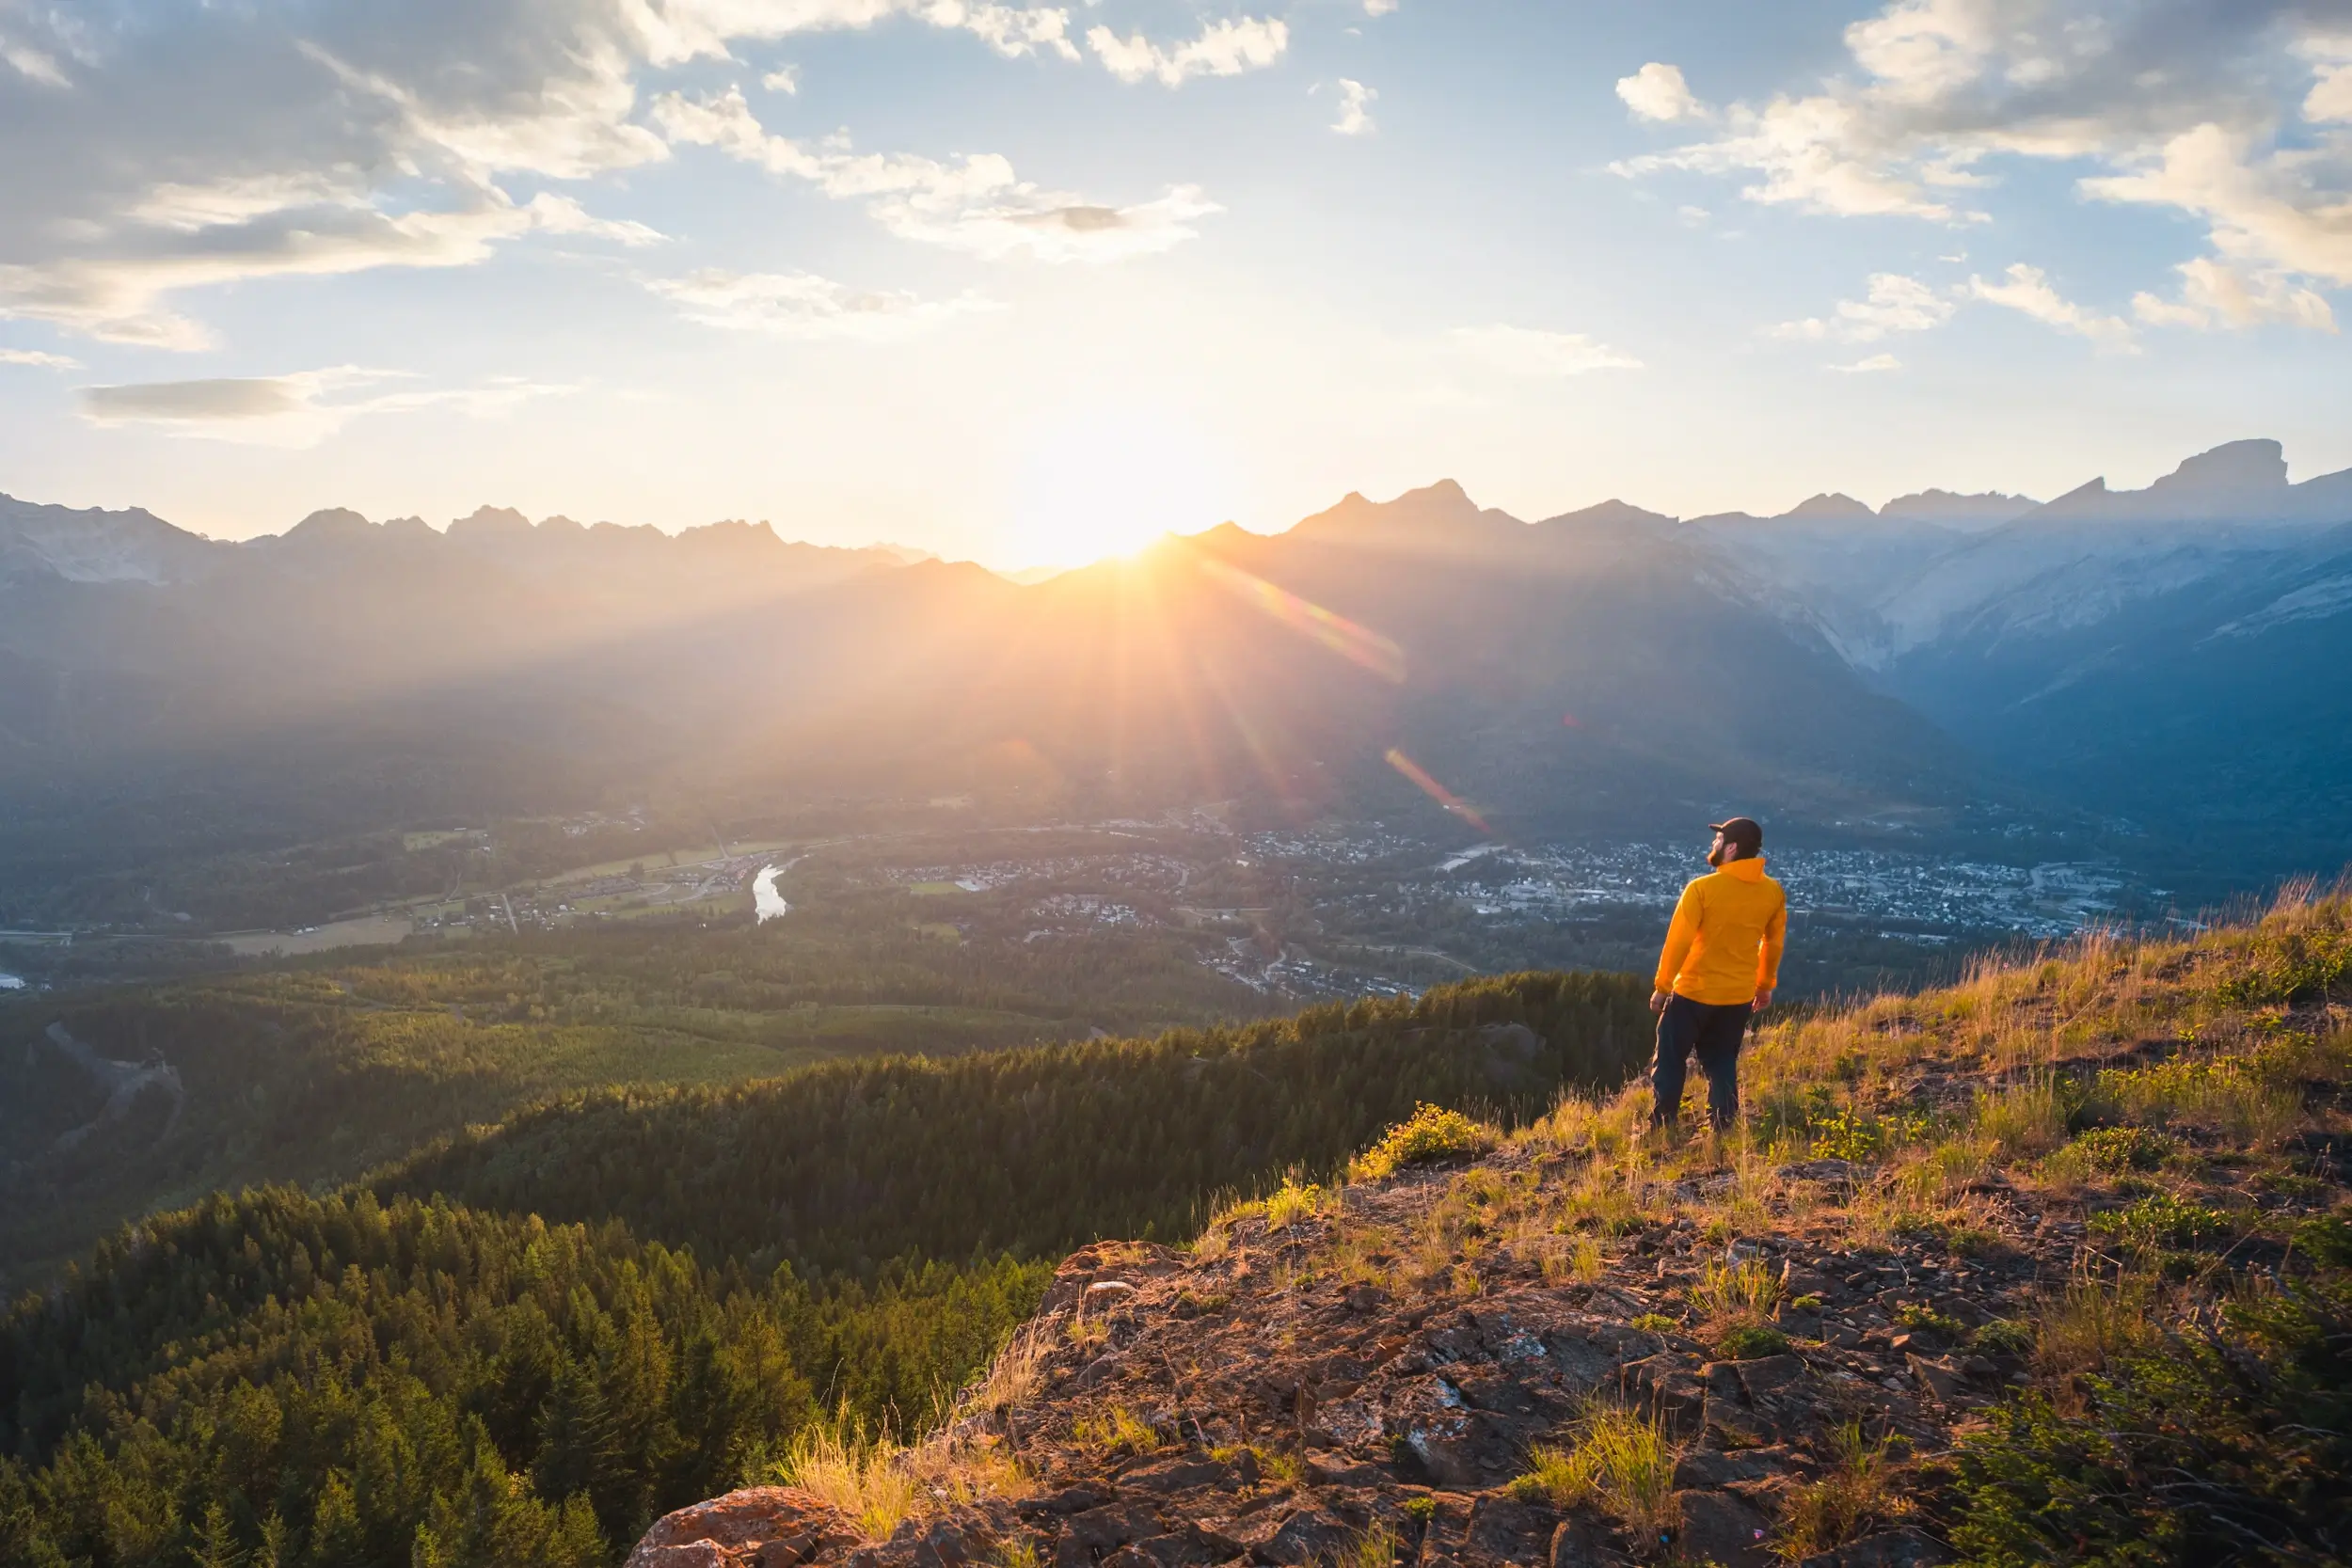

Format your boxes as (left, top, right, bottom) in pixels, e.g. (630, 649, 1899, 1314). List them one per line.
(2, 436, 2346, 922)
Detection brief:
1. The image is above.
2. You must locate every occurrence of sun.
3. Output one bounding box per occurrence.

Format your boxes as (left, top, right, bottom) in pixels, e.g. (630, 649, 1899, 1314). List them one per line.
(1004, 405, 1232, 569)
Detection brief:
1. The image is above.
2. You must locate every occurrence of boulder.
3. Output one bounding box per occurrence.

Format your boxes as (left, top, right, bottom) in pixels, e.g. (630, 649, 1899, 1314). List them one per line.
(626, 1488, 847, 1568)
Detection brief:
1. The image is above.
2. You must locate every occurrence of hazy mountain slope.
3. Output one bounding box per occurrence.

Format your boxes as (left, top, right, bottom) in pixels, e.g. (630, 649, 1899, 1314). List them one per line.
(691, 482, 1970, 834)
(16, 439, 2352, 917)
(1894, 522, 2352, 858)
(0, 479, 1977, 924)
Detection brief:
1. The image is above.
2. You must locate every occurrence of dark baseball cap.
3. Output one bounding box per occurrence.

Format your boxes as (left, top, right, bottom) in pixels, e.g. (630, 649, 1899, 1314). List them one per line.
(1708, 816, 1763, 853)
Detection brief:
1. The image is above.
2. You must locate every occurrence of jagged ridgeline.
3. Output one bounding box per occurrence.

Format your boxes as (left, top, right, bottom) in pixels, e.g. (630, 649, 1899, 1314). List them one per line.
(373, 972, 1652, 1274)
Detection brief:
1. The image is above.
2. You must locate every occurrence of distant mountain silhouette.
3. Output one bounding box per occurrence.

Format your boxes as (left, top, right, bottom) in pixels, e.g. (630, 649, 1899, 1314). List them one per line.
(3, 437, 2348, 911)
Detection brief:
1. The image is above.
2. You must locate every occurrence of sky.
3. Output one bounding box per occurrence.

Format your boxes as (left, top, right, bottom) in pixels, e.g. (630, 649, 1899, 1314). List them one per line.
(3, 0, 2351, 568)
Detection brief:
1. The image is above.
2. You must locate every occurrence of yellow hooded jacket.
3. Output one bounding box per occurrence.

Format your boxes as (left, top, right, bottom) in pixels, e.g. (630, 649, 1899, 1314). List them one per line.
(1654, 855, 1787, 1006)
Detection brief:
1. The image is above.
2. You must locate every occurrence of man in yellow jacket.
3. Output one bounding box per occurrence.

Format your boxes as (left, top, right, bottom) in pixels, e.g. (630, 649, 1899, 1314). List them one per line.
(1649, 816, 1786, 1132)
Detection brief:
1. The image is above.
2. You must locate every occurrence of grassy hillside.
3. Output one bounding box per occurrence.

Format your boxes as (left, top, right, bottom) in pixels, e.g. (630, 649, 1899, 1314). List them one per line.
(3, 892, 2344, 1568)
(904, 885, 2346, 1568)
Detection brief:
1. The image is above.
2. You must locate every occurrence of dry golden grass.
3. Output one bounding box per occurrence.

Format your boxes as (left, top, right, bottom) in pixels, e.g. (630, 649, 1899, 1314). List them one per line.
(969, 1323, 1049, 1416)
(1072, 1404, 1163, 1459)
(1688, 1257, 1781, 1335)
(1508, 1404, 1680, 1545)
(1771, 1421, 1910, 1560)
(776, 1416, 1023, 1541)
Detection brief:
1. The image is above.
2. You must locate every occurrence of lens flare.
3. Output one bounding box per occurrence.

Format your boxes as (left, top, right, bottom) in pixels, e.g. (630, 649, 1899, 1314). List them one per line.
(1384, 747, 1491, 833)
(1199, 557, 1406, 684)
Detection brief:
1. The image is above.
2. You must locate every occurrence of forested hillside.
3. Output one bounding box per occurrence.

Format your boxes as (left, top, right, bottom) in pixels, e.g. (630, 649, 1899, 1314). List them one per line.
(375, 971, 1652, 1270)
(0, 969, 1649, 1568)
(0, 916, 1274, 1291)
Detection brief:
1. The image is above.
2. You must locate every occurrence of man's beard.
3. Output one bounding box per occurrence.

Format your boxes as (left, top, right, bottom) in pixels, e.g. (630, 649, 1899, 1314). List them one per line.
(1707, 844, 1726, 868)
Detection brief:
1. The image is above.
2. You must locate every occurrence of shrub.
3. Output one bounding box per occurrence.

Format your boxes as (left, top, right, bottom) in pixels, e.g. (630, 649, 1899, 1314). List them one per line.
(1209, 1443, 1301, 1486)
(1971, 1319, 2034, 1356)
(1894, 1303, 1967, 1340)
(2101, 1057, 2301, 1148)
(2090, 1193, 2235, 1255)
(1350, 1104, 1500, 1180)
(1953, 1274, 2352, 1566)
(2294, 1213, 2352, 1269)
(2065, 1126, 2174, 1173)
(1629, 1312, 1678, 1333)
(1219, 1175, 1338, 1233)
(1718, 1323, 1792, 1360)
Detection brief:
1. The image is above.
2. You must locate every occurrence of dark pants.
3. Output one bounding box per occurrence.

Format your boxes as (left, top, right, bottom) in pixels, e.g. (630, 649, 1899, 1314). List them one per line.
(1651, 994, 1750, 1131)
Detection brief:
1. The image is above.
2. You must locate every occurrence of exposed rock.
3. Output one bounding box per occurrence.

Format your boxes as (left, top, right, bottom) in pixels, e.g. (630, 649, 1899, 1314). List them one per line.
(626, 1488, 848, 1568)
(1675, 1487, 1772, 1567)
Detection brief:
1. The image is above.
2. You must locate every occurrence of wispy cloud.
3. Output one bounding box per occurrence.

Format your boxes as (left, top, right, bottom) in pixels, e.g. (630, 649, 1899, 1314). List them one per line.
(644, 268, 1000, 339)
(0, 346, 78, 369)
(1088, 16, 1288, 87)
(1451, 325, 1643, 377)
(1333, 79, 1377, 136)
(1969, 263, 2137, 351)
(1770, 273, 1955, 342)
(1827, 353, 1902, 372)
(652, 87, 1217, 261)
(76, 368, 565, 446)
(0, 0, 1080, 350)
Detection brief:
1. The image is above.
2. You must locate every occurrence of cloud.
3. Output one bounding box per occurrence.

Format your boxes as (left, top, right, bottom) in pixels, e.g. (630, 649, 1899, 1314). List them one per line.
(1770, 272, 1956, 341)
(1616, 62, 1707, 124)
(1827, 353, 1903, 372)
(1969, 262, 2137, 350)
(636, 0, 1079, 67)
(1450, 325, 1643, 377)
(1087, 17, 1288, 87)
(0, 0, 1082, 350)
(1611, 0, 2352, 325)
(1364, 0, 1398, 15)
(2305, 33, 2352, 121)
(1333, 79, 1377, 136)
(644, 267, 999, 338)
(0, 193, 655, 352)
(76, 367, 566, 446)
(763, 65, 801, 92)
(653, 87, 1217, 261)
(2133, 255, 2337, 330)
(0, 346, 78, 369)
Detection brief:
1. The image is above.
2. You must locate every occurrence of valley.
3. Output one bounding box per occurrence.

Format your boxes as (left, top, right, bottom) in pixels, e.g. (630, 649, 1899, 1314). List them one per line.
(1, 442, 2348, 1568)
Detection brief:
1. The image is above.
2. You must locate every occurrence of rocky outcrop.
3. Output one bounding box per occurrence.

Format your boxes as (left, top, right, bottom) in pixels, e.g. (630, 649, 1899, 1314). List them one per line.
(625, 1137, 2063, 1567)
(626, 1488, 850, 1568)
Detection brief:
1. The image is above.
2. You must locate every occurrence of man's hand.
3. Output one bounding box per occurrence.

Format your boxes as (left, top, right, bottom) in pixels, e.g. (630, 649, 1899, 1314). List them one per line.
(1752, 987, 1773, 1013)
(1649, 989, 1671, 1015)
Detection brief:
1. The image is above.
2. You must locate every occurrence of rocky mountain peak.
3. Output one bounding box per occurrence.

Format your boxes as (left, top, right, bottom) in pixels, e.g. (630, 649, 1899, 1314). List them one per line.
(449, 504, 534, 539)
(2150, 437, 2288, 493)
(281, 506, 375, 542)
(1779, 493, 1873, 522)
